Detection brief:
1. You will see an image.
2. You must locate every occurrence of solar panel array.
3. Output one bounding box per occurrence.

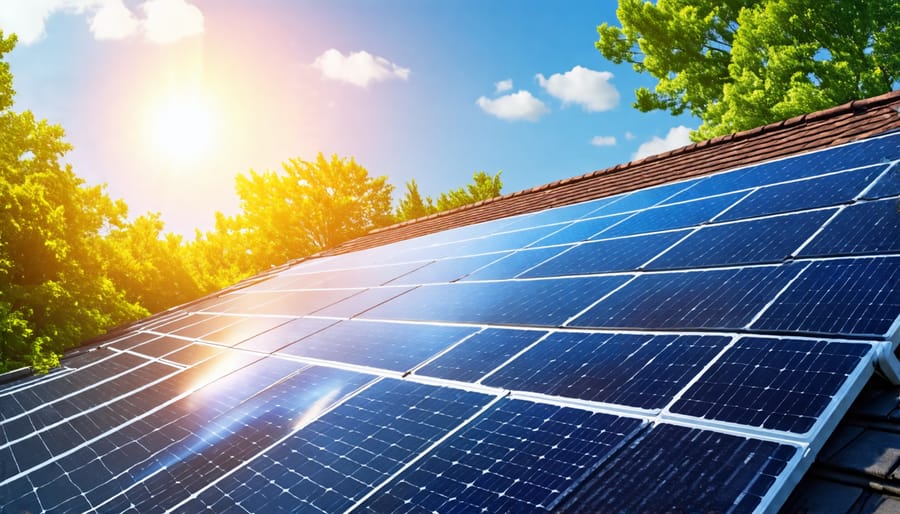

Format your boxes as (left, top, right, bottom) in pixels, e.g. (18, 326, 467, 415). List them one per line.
(1, 131, 898, 513)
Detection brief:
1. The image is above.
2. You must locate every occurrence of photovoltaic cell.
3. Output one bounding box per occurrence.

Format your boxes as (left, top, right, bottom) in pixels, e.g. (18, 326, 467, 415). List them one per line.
(561, 424, 796, 513)
(279, 320, 478, 372)
(864, 165, 900, 198)
(522, 230, 689, 278)
(311, 286, 415, 318)
(181, 380, 490, 513)
(592, 178, 700, 215)
(752, 256, 900, 337)
(264, 261, 426, 289)
(0, 352, 148, 422)
(128, 335, 192, 358)
(483, 332, 729, 409)
(799, 198, 900, 257)
(499, 196, 619, 230)
(461, 246, 568, 281)
(670, 337, 872, 433)
(527, 213, 629, 247)
(599, 192, 745, 238)
(239, 289, 364, 316)
(385, 253, 508, 285)
(86, 364, 371, 514)
(646, 210, 833, 270)
(362, 276, 632, 326)
(414, 328, 547, 383)
(235, 317, 337, 353)
(717, 165, 885, 222)
(570, 264, 802, 330)
(359, 399, 643, 513)
(200, 316, 291, 346)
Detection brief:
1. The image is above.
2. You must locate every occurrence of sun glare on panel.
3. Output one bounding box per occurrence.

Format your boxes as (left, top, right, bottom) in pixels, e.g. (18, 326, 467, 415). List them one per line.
(149, 92, 217, 165)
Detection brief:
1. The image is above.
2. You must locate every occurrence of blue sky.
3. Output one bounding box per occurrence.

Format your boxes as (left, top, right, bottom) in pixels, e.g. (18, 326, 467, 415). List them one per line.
(1, 0, 697, 235)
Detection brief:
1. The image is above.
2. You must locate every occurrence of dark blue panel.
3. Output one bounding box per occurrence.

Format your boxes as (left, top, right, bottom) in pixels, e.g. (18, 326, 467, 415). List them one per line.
(236, 317, 337, 353)
(184, 380, 490, 514)
(267, 261, 427, 289)
(48, 363, 371, 513)
(566, 424, 795, 513)
(217, 289, 361, 316)
(386, 253, 509, 285)
(106, 332, 162, 350)
(360, 399, 643, 513)
(362, 276, 631, 326)
(0, 352, 148, 422)
(570, 264, 802, 330)
(523, 230, 688, 277)
(169, 315, 240, 338)
(462, 246, 569, 280)
(717, 165, 885, 221)
(665, 133, 900, 204)
(451, 225, 565, 255)
(592, 178, 701, 215)
(415, 328, 547, 382)
(500, 197, 620, 230)
(799, 199, 900, 257)
(483, 333, 728, 409)
(1, 354, 262, 483)
(752, 257, 900, 337)
(599, 192, 744, 238)
(1, 360, 175, 448)
(671, 337, 871, 433)
(311, 286, 414, 318)
(865, 165, 900, 199)
(647, 210, 833, 270)
(527, 213, 629, 247)
(202, 316, 291, 346)
(130, 336, 192, 358)
(280, 320, 478, 372)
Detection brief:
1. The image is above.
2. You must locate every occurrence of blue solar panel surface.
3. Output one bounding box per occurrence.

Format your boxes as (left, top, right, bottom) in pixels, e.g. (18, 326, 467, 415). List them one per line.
(1, 130, 897, 513)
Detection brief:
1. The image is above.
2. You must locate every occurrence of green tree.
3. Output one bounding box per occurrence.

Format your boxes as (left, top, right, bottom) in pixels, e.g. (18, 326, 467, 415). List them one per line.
(103, 213, 204, 313)
(190, 153, 395, 282)
(395, 179, 435, 221)
(395, 171, 503, 222)
(596, 0, 899, 139)
(0, 31, 176, 373)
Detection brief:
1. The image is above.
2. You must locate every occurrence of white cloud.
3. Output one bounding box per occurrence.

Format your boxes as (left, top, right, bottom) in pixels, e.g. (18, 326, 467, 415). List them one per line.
(536, 65, 620, 112)
(0, 0, 202, 45)
(494, 79, 513, 93)
(632, 126, 693, 160)
(313, 49, 410, 88)
(476, 90, 548, 122)
(591, 135, 617, 147)
(624, 131, 635, 140)
(141, 0, 203, 44)
(90, 1, 139, 40)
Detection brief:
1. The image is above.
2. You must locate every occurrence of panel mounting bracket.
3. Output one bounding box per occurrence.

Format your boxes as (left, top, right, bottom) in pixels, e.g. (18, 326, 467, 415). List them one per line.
(875, 341, 900, 386)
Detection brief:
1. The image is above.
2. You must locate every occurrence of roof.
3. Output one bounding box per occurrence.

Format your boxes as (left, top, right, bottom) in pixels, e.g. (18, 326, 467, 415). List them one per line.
(1, 90, 899, 514)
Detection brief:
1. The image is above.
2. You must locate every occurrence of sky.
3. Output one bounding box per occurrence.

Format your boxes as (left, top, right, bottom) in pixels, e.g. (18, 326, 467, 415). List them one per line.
(1, 0, 698, 236)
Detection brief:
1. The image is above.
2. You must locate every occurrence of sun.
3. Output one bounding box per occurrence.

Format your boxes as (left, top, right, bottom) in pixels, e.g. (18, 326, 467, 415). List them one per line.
(149, 92, 217, 164)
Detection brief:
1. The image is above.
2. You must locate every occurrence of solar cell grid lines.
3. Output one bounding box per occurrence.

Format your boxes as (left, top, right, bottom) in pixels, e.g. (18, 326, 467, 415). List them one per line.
(1, 127, 898, 513)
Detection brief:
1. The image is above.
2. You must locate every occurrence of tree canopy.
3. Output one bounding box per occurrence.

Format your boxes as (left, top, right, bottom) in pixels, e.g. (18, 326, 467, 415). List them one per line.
(597, 0, 899, 139)
(395, 171, 503, 222)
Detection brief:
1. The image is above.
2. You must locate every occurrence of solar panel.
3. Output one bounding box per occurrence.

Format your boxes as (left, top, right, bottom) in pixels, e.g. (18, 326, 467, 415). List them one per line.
(716, 164, 886, 221)
(482, 332, 729, 409)
(1, 129, 898, 513)
(646, 209, 833, 270)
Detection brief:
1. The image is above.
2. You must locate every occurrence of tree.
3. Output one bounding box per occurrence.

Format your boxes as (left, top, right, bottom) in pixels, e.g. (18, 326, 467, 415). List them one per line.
(596, 0, 899, 139)
(191, 153, 395, 280)
(0, 31, 180, 373)
(395, 179, 435, 221)
(395, 171, 503, 222)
